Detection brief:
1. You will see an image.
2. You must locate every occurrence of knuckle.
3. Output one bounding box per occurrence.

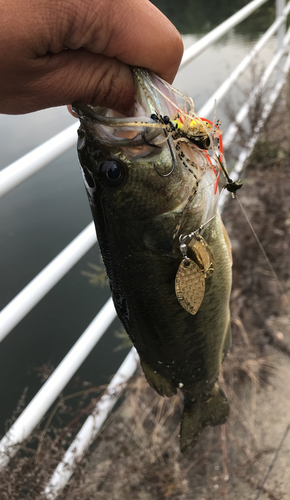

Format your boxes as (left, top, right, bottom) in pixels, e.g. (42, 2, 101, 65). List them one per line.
(88, 61, 132, 112)
(91, 63, 121, 106)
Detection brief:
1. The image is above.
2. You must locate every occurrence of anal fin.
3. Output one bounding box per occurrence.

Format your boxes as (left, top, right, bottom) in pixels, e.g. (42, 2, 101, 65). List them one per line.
(140, 359, 177, 397)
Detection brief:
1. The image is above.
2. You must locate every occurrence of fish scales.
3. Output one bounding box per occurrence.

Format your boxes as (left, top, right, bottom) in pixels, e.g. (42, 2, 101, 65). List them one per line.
(74, 68, 232, 451)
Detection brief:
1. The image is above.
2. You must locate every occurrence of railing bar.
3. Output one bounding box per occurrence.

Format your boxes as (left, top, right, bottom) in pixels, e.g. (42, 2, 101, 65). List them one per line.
(0, 123, 78, 199)
(43, 347, 138, 500)
(180, 0, 269, 69)
(282, 19, 290, 45)
(0, 297, 117, 468)
(219, 37, 290, 210)
(222, 33, 289, 150)
(283, 37, 290, 70)
(0, 222, 97, 343)
(219, 78, 285, 210)
(198, 3, 290, 118)
(277, 0, 287, 78)
(234, 60, 288, 174)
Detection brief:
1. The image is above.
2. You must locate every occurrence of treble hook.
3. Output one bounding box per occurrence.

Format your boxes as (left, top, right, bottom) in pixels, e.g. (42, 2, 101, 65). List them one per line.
(153, 131, 176, 177)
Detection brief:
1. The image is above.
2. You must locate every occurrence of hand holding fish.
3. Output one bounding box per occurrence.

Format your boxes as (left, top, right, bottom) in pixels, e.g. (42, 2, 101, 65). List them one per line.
(0, 0, 183, 115)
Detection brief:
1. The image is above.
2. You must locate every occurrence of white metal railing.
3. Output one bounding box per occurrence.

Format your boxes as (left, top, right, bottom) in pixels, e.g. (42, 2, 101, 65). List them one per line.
(0, 123, 78, 199)
(199, 0, 290, 118)
(181, 0, 269, 67)
(219, 48, 290, 209)
(223, 25, 290, 149)
(44, 347, 139, 500)
(1, 0, 290, 496)
(0, 223, 97, 343)
(0, 298, 116, 468)
(222, 49, 290, 197)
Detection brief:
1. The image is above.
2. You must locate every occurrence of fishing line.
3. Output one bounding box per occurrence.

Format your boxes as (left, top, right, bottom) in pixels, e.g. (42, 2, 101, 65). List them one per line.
(234, 194, 285, 296)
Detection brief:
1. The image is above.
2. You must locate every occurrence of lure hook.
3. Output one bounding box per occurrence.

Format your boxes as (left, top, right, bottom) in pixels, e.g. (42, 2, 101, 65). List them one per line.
(142, 129, 161, 149)
(153, 131, 176, 177)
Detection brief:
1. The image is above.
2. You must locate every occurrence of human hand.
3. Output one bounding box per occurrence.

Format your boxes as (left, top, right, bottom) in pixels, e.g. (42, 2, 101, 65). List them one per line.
(0, 0, 183, 115)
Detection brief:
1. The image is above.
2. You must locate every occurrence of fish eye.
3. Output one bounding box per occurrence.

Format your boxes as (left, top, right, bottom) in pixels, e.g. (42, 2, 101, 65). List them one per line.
(97, 159, 125, 187)
(106, 162, 122, 181)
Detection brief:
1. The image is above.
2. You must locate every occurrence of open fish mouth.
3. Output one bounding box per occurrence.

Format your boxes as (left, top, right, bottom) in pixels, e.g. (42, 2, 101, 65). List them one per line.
(72, 68, 223, 171)
(72, 101, 164, 149)
(73, 68, 224, 226)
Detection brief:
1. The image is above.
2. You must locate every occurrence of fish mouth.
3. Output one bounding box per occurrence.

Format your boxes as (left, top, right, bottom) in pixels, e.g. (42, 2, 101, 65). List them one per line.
(71, 68, 181, 150)
(72, 102, 165, 148)
(73, 68, 220, 225)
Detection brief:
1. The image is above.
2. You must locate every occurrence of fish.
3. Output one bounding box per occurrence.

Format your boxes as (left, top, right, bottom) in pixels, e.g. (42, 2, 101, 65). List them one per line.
(73, 68, 232, 451)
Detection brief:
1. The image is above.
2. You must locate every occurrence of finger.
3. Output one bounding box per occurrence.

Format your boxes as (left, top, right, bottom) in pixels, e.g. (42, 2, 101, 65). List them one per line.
(2, 50, 135, 115)
(37, 0, 183, 86)
(67, 105, 78, 118)
(67, 0, 184, 85)
(0, 0, 183, 114)
(71, 0, 184, 85)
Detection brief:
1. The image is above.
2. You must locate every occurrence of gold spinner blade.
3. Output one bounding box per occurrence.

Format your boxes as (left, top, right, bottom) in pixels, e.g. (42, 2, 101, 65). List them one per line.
(187, 235, 216, 277)
(175, 258, 205, 315)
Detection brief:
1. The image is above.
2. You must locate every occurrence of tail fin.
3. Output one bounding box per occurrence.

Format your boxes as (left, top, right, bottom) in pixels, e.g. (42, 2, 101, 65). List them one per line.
(180, 383, 229, 452)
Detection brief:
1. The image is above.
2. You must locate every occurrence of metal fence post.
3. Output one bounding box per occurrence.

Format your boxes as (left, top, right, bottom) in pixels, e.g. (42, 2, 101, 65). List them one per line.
(276, 0, 286, 79)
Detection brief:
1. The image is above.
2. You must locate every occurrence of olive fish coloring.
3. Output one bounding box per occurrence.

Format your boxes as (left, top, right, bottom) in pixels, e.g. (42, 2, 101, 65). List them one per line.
(73, 68, 232, 451)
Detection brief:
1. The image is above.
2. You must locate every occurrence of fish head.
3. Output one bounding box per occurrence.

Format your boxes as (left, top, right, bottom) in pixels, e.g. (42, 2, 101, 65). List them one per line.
(74, 69, 220, 248)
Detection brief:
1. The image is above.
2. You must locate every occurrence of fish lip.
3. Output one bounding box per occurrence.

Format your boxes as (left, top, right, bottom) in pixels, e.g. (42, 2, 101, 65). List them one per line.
(73, 102, 165, 149)
(72, 102, 100, 122)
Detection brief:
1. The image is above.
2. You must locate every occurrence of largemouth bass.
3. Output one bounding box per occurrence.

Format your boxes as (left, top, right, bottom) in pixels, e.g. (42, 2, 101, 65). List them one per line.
(73, 69, 232, 451)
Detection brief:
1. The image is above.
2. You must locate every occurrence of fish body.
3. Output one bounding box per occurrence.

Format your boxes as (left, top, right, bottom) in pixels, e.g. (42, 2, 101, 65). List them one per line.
(74, 69, 232, 450)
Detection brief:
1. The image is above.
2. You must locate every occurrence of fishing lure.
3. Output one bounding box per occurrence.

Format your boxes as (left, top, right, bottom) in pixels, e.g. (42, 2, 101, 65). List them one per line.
(133, 69, 243, 195)
(175, 216, 216, 315)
